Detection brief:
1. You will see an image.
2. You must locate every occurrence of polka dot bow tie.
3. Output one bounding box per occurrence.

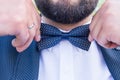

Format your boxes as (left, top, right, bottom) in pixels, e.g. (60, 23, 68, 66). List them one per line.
(37, 23, 91, 51)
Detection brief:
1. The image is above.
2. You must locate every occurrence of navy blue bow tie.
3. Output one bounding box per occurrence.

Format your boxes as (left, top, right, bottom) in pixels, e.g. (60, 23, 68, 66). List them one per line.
(37, 23, 91, 51)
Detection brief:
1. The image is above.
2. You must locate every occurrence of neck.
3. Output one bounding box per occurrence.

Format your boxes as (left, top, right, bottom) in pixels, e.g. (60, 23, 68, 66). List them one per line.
(42, 15, 92, 31)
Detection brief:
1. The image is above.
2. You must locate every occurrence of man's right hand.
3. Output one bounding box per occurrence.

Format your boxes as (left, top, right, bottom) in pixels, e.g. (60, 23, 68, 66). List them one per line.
(0, 0, 41, 52)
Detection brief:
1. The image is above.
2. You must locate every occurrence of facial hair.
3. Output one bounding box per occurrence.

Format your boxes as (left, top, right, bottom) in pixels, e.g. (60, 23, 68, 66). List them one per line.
(35, 0, 98, 24)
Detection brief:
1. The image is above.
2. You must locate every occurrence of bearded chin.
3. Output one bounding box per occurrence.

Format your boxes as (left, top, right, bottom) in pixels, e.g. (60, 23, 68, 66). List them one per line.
(35, 0, 98, 24)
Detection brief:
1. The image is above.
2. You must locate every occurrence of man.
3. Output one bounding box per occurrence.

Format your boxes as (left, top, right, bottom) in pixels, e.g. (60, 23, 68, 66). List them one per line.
(0, 0, 120, 80)
(0, 0, 120, 52)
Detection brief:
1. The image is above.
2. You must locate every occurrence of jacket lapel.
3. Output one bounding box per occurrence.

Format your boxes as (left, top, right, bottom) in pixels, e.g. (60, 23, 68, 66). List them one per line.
(2, 36, 120, 80)
(99, 45, 120, 80)
(0, 36, 40, 80)
(10, 41, 40, 80)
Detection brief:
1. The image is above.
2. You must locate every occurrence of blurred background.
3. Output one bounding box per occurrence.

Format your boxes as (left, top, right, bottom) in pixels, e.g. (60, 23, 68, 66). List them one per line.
(97, 0, 105, 8)
(92, 0, 105, 15)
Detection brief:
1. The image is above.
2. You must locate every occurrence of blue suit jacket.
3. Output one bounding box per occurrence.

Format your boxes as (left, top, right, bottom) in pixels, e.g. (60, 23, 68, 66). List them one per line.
(0, 36, 120, 80)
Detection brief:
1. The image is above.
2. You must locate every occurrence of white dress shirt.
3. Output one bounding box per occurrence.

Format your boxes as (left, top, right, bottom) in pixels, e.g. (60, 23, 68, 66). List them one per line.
(38, 29, 114, 80)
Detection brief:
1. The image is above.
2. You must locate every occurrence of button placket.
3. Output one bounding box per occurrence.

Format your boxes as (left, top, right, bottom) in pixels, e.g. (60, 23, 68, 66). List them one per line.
(59, 41, 74, 80)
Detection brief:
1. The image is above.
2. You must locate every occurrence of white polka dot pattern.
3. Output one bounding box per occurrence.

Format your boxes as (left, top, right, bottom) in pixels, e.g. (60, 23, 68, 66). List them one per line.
(37, 23, 91, 51)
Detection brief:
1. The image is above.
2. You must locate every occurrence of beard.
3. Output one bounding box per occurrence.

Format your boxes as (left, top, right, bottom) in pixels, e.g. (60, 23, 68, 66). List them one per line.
(35, 0, 98, 24)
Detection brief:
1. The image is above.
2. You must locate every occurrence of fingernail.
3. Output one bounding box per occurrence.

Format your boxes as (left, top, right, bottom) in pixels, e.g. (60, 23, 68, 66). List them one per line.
(12, 39, 16, 47)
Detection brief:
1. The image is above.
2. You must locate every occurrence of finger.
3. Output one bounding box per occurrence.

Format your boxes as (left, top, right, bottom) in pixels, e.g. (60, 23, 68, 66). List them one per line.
(16, 5, 40, 52)
(96, 28, 117, 49)
(88, 34, 94, 42)
(89, 16, 102, 42)
(89, 3, 107, 42)
(16, 24, 36, 52)
(97, 33, 108, 48)
(34, 14, 41, 41)
(89, 10, 103, 41)
(34, 26, 41, 41)
(90, 19, 102, 41)
(89, 2, 106, 31)
(12, 28, 29, 47)
(31, 4, 41, 41)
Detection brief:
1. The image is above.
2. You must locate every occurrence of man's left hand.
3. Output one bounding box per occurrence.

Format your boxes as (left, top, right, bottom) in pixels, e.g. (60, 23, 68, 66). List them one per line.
(89, 0, 120, 48)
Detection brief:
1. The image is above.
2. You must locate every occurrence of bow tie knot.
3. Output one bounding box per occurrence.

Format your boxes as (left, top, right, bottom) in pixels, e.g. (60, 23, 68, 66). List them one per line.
(61, 33, 70, 39)
(37, 23, 91, 51)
